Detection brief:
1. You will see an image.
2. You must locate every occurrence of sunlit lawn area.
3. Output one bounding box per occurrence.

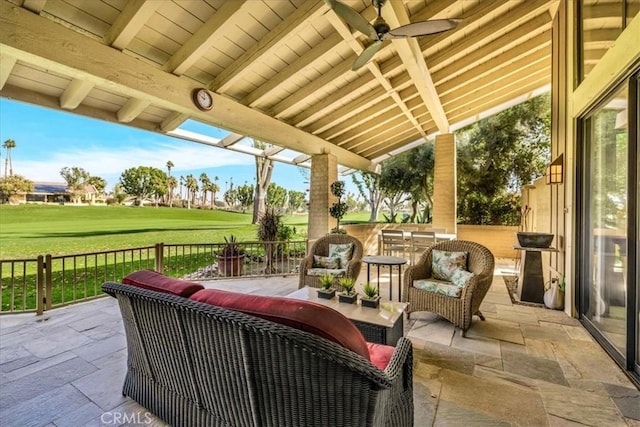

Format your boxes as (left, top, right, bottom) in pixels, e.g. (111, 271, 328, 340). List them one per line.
(1, 204, 283, 259)
(0, 204, 372, 259)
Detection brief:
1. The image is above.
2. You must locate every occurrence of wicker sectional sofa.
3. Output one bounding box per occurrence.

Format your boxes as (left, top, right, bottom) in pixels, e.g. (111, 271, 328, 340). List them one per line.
(103, 270, 414, 427)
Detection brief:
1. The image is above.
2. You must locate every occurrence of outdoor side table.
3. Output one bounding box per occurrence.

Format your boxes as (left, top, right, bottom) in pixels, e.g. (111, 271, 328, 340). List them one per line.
(362, 255, 408, 301)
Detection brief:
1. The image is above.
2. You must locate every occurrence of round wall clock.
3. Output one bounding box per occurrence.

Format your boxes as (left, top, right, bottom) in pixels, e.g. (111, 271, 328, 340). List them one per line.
(192, 88, 213, 111)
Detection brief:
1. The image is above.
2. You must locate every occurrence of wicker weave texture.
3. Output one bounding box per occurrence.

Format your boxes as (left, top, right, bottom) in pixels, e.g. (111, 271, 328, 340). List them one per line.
(298, 234, 363, 290)
(402, 240, 495, 334)
(103, 282, 413, 427)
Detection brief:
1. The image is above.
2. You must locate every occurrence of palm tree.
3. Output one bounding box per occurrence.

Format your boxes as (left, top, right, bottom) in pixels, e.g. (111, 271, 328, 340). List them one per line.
(3, 139, 16, 178)
(165, 161, 174, 204)
(167, 176, 177, 207)
(209, 181, 220, 207)
(199, 172, 211, 206)
(185, 174, 198, 209)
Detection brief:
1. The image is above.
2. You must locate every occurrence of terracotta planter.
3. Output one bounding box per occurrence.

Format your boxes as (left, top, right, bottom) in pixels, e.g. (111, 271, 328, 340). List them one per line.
(218, 254, 245, 277)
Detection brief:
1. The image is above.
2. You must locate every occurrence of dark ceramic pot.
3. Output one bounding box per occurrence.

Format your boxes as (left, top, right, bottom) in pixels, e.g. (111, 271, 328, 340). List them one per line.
(361, 296, 380, 308)
(516, 232, 554, 248)
(317, 288, 336, 299)
(338, 293, 357, 304)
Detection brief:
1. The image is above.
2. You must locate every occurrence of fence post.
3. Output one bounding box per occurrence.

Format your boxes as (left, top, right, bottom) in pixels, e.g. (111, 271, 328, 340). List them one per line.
(155, 243, 163, 273)
(45, 254, 52, 311)
(36, 256, 44, 315)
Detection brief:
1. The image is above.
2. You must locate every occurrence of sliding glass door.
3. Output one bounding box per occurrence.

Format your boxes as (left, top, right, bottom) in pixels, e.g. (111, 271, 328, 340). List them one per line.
(579, 71, 638, 384)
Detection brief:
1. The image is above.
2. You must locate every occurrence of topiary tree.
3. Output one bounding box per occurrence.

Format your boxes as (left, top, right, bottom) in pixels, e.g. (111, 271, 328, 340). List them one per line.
(257, 208, 281, 274)
(329, 180, 348, 233)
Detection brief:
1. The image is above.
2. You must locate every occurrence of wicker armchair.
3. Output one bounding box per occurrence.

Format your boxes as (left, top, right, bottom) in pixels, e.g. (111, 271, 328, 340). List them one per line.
(402, 240, 495, 337)
(299, 234, 363, 291)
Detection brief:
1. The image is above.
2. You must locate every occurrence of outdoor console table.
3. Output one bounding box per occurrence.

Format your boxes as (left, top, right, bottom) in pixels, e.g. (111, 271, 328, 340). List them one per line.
(514, 246, 558, 304)
(362, 255, 408, 301)
(285, 287, 408, 345)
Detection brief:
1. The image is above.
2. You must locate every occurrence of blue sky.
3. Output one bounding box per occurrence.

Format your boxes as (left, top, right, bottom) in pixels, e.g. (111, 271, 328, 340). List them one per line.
(0, 98, 316, 194)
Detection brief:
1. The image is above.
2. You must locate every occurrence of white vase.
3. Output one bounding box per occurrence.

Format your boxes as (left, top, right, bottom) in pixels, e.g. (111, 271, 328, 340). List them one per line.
(544, 282, 564, 310)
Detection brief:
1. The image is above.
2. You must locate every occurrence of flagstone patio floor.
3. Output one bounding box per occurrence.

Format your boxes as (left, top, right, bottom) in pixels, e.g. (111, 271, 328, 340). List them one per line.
(1, 259, 638, 426)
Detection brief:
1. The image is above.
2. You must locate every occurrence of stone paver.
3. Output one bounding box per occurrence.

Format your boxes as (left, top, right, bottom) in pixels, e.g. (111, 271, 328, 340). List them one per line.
(0, 262, 638, 426)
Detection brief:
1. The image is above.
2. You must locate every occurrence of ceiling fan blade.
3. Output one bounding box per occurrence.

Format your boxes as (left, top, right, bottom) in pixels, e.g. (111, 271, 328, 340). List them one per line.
(325, 0, 377, 39)
(384, 19, 460, 39)
(352, 40, 383, 71)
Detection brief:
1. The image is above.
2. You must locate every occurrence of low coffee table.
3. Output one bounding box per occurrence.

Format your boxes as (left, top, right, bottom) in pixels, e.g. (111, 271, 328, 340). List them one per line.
(285, 287, 408, 345)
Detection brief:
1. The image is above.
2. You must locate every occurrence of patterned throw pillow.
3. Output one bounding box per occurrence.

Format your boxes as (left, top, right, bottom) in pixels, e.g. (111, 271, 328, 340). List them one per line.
(450, 268, 475, 288)
(313, 255, 340, 269)
(328, 243, 354, 268)
(432, 250, 468, 281)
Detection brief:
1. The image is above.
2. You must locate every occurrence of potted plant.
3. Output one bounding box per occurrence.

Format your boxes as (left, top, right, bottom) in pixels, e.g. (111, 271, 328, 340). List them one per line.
(338, 277, 357, 304)
(217, 235, 246, 277)
(317, 274, 336, 299)
(361, 282, 380, 308)
(329, 180, 348, 234)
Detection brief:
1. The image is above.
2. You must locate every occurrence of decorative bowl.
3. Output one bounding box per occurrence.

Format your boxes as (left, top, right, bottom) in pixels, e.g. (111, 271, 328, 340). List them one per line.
(516, 232, 554, 248)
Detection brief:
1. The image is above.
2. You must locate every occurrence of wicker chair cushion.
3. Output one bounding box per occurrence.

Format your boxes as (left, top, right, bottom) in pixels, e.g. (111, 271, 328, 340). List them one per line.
(313, 255, 341, 269)
(432, 250, 468, 280)
(122, 270, 204, 297)
(190, 289, 371, 360)
(366, 342, 395, 370)
(306, 268, 345, 277)
(329, 243, 354, 268)
(413, 278, 462, 297)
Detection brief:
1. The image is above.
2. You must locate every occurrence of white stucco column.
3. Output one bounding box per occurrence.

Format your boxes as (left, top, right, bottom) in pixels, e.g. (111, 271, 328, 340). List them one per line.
(308, 153, 338, 241)
(432, 133, 457, 234)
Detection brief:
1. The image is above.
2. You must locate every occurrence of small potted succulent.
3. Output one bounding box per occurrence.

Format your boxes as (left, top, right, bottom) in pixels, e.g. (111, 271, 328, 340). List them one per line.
(317, 273, 336, 299)
(217, 235, 246, 277)
(338, 277, 357, 304)
(360, 282, 380, 308)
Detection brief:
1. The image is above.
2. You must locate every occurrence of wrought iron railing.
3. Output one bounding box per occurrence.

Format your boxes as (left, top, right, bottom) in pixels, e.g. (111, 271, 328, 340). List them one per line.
(0, 240, 307, 315)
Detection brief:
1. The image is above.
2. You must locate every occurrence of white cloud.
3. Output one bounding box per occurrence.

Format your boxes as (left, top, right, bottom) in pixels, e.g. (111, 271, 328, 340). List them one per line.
(17, 140, 254, 184)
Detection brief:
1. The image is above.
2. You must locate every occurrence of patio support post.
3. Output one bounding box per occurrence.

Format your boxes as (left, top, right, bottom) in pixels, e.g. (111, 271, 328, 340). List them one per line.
(308, 153, 338, 241)
(432, 133, 457, 234)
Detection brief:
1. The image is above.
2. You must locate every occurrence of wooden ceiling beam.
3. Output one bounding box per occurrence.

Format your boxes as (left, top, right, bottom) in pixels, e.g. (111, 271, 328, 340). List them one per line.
(319, 87, 421, 141)
(271, 58, 353, 118)
(1, 83, 158, 132)
(242, 33, 343, 107)
(330, 98, 426, 146)
(59, 78, 94, 110)
(435, 44, 551, 97)
(325, 11, 426, 138)
(105, 0, 161, 50)
(243, 4, 379, 108)
(383, 1, 449, 133)
(219, 133, 245, 147)
(433, 28, 551, 95)
(164, 1, 247, 76)
(21, 0, 46, 14)
(0, 53, 16, 89)
(448, 81, 550, 127)
(443, 66, 549, 112)
(0, 2, 373, 172)
(209, 0, 327, 93)
(117, 98, 151, 123)
(160, 112, 189, 132)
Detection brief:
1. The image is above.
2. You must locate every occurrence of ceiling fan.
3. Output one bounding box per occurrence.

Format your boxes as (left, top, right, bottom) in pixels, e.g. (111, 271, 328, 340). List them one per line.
(325, 0, 460, 70)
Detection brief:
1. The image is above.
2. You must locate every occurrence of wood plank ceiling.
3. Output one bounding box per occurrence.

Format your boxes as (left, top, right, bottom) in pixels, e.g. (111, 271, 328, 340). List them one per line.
(0, 0, 559, 173)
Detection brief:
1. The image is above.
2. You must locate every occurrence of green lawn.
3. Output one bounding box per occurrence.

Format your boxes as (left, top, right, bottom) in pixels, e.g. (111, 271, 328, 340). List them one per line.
(0, 204, 373, 312)
(0, 204, 301, 259)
